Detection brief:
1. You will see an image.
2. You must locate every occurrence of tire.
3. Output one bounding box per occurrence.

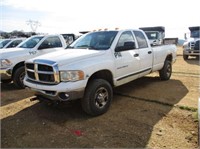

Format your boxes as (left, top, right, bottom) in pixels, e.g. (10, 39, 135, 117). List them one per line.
(159, 60, 172, 80)
(13, 66, 25, 89)
(1, 79, 12, 83)
(183, 55, 188, 60)
(81, 79, 113, 116)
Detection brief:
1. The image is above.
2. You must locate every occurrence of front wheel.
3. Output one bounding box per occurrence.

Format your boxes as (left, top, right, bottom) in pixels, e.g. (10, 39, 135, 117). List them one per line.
(159, 60, 172, 80)
(13, 66, 25, 89)
(81, 79, 113, 116)
(183, 55, 188, 60)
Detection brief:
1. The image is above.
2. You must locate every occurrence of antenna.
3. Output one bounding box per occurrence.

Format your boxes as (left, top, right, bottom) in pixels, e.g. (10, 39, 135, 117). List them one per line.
(26, 20, 41, 32)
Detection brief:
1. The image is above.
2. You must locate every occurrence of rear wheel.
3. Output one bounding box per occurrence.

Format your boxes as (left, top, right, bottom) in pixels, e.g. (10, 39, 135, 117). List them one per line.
(159, 60, 172, 80)
(81, 79, 113, 116)
(13, 66, 25, 89)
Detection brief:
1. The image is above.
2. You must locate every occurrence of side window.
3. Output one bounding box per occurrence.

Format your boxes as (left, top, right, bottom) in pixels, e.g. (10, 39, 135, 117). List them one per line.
(7, 40, 22, 48)
(39, 36, 62, 49)
(133, 31, 148, 48)
(116, 31, 135, 48)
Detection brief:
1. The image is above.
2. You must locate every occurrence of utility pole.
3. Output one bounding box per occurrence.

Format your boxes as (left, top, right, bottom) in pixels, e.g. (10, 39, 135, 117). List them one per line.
(26, 20, 41, 32)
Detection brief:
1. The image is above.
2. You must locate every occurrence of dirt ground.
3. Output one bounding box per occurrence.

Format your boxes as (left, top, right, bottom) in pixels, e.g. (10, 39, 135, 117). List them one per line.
(0, 46, 199, 148)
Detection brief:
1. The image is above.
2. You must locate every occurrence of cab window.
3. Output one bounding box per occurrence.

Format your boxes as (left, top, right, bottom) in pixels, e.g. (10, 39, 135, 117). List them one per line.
(133, 31, 148, 48)
(39, 36, 62, 49)
(7, 40, 23, 48)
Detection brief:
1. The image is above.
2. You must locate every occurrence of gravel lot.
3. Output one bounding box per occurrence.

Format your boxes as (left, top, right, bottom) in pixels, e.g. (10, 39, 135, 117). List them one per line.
(1, 46, 199, 148)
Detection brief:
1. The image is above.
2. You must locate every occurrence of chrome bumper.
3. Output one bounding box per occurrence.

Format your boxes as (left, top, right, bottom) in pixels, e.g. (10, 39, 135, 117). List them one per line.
(183, 49, 200, 56)
(25, 86, 84, 101)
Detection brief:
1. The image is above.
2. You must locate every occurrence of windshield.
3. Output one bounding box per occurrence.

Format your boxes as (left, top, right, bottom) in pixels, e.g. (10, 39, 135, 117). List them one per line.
(0, 39, 11, 48)
(145, 32, 159, 40)
(19, 36, 44, 48)
(190, 30, 200, 38)
(69, 31, 118, 50)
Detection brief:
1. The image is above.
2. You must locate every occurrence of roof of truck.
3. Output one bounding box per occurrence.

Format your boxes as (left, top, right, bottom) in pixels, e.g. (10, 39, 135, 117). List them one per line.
(139, 26, 165, 32)
(189, 26, 200, 31)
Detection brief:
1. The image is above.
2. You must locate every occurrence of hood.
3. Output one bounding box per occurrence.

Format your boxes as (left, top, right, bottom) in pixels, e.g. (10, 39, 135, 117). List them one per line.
(185, 37, 200, 43)
(30, 49, 106, 67)
(0, 48, 27, 58)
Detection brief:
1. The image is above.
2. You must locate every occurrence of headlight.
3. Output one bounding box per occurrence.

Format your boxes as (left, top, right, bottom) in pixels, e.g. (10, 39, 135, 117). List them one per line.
(60, 70, 84, 82)
(0, 59, 12, 68)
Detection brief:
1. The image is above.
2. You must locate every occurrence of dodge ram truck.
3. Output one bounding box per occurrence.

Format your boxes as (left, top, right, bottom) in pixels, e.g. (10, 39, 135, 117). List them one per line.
(0, 34, 67, 88)
(24, 29, 177, 116)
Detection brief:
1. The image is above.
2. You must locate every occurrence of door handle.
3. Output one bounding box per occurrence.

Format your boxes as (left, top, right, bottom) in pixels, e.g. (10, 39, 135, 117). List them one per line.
(148, 51, 152, 54)
(134, 53, 139, 57)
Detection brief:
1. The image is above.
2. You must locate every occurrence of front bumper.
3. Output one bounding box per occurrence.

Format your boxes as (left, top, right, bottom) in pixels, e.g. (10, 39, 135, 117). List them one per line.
(24, 78, 86, 101)
(183, 49, 200, 56)
(0, 68, 12, 80)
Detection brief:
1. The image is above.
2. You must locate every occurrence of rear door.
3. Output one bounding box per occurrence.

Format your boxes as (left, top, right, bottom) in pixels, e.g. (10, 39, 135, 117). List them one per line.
(133, 30, 153, 77)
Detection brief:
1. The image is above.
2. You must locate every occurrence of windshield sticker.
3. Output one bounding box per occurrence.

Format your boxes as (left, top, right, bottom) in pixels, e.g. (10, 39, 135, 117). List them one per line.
(29, 51, 37, 55)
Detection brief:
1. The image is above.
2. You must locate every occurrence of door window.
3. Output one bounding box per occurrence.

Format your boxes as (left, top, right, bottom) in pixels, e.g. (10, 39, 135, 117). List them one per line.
(133, 31, 148, 48)
(116, 31, 135, 48)
(39, 36, 62, 49)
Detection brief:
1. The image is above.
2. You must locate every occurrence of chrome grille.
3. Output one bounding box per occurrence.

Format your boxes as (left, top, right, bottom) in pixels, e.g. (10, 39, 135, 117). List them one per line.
(189, 42, 195, 49)
(194, 40, 200, 51)
(25, 60, 59, 84)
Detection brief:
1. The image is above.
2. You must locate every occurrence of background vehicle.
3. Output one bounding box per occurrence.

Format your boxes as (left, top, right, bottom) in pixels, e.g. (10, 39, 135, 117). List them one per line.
(0, 34, 67, 88)
(24, 29, 177, 116)
(0, 38, 25, 49)
(139, 26, 165, 46)
(183, 26, 200, 60)
(61, 34, 78, 45)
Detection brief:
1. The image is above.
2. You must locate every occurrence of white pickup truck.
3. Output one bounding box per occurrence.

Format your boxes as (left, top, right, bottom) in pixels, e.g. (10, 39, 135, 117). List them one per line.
(0, 34, 67, 88)
(24, 29, 177, 116)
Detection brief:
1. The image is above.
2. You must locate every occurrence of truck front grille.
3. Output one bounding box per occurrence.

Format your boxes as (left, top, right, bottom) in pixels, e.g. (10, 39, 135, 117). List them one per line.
(38, 64, 53, 71)
(194, 40, 200, 51)
(189, 42, 195, 49)
(25, 60, 59, 85)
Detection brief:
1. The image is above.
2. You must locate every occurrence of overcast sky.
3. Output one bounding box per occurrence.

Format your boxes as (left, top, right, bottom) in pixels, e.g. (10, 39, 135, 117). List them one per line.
(1, 0, 200, 39)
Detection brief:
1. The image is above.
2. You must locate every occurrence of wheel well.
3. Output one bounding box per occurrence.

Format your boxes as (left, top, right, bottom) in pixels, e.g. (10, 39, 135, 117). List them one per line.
(87, 70, 114, 87)
(166, 54, 172, 62)
(12, 62, 25, 78)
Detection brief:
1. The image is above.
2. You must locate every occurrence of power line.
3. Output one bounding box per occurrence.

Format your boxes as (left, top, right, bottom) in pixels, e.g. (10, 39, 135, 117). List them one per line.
(26, 20, 41, 32)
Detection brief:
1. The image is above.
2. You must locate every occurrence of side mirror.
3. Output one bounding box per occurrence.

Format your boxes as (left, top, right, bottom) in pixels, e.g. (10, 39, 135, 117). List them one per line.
(184, 33, 187, 40)
(38, 42, 51, 50)
(115, 41, 136, 52)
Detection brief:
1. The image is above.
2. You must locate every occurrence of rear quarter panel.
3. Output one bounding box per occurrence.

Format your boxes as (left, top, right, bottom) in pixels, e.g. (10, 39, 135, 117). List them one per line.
(152, 44, 177, 71)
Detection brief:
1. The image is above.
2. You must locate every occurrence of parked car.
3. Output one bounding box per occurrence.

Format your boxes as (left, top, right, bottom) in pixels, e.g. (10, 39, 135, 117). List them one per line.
(0, 34, 67, 88)
(0, 38, 26, 49)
